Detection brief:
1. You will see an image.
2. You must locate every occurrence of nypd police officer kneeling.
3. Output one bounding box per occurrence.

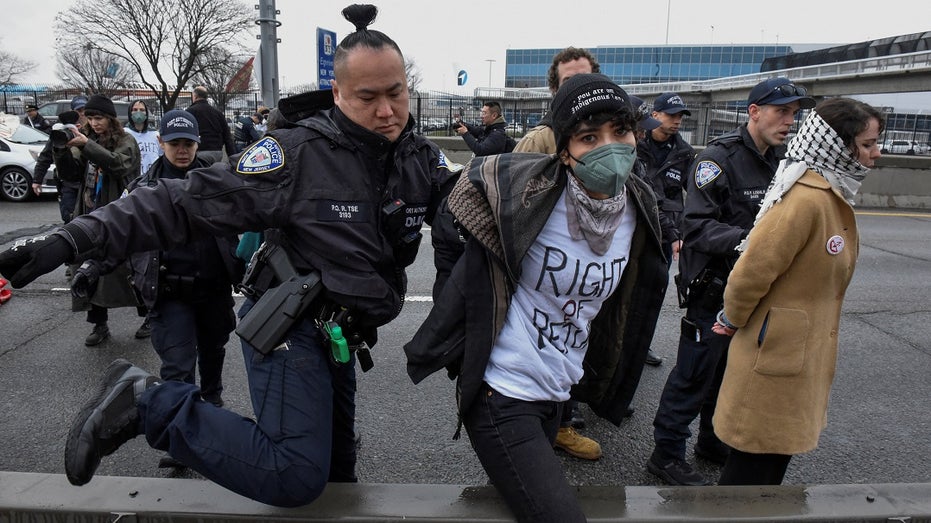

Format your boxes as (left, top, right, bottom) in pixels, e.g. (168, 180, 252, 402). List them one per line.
(0, 4, 458, 508)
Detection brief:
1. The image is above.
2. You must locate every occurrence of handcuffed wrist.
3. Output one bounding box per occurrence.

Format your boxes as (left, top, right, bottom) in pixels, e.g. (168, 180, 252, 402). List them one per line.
(716, 309, 737, 330)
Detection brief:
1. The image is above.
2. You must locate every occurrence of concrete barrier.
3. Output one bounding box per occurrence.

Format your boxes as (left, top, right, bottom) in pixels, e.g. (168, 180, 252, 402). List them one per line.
(429, 136, 931, 209)
(2, 472, 930, 522)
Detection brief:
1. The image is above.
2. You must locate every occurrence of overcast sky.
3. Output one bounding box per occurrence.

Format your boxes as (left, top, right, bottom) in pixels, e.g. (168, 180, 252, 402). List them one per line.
(5, 0, 929, 99)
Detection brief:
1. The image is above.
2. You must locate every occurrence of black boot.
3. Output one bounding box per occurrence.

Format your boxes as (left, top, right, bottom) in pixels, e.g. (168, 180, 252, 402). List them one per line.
(85, 323, 110, 346)
(65, 359, 160, 485)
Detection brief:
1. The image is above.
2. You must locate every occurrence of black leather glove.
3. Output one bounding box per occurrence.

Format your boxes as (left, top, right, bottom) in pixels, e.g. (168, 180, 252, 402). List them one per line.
(71, 260, 101, 299)
(0, 233, 74, 288)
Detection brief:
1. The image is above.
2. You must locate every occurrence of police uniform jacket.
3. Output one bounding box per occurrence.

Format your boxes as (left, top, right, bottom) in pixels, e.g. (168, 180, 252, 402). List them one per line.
(637, 132, 694, 242)
(405, 153, 667, 425)
(234, 115, 261, 145)
(23, 113, 51, 133)
(678, 124, 782, 289)
(123, 155, 244, 309)
(59, 102, 457, 336)
(714, 169, 858, 455)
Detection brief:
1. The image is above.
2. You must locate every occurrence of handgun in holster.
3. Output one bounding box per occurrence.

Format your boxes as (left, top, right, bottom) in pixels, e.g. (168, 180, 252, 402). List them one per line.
(235, 242, 323, 355)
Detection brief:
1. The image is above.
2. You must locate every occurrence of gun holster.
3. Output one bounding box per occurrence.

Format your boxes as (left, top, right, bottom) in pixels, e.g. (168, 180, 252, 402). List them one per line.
(235, 242, 323, 354)
(236, 272, 322, 354)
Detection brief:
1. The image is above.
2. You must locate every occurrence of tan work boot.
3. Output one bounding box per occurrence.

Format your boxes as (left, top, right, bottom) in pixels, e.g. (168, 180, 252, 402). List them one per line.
(554, 426, 602, 460)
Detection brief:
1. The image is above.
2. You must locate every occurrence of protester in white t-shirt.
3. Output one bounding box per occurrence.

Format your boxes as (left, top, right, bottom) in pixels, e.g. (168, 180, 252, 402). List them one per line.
(407, 74, 667, 523)
(125, 100, 162, 177)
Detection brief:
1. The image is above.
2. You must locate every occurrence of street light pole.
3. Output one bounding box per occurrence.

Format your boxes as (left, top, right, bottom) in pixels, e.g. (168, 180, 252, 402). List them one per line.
(485, 59, 496, 88)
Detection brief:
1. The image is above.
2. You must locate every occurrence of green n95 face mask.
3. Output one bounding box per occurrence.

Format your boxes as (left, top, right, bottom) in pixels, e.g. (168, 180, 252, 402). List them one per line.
(570, 143, 636, 197)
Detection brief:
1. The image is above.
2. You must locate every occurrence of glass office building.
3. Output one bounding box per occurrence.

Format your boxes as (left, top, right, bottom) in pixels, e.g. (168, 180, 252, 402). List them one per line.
(505, 45, 795, 88)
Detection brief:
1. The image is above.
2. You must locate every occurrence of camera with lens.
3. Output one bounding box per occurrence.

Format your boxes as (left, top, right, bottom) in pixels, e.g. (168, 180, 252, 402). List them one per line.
(50, 123, 78, 148)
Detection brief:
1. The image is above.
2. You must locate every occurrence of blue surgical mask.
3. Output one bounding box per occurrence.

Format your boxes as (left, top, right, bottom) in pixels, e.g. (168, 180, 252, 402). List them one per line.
(130, 111, 147, 124)
(569, 143, 636, 197)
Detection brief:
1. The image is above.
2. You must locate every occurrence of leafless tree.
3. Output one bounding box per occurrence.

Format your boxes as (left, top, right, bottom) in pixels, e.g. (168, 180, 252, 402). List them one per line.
(405, 58, 422, 94)
(191, 46, 254, 112)
(55, 0, 252, 111)
(0, 42, 37, 85)
(56, 42, 137, 96)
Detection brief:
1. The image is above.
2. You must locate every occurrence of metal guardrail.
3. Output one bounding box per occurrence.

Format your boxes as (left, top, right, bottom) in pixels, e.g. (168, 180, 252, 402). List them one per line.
(2, 472, 930, 522)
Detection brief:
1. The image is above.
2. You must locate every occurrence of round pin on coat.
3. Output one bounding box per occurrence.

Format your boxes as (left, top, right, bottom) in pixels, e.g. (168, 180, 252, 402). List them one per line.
(826, 235, 845, 255)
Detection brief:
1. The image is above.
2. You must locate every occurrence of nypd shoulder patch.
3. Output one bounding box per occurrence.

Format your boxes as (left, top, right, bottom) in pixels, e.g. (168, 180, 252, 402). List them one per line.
(236, 137, 285, 175)
(695, 160, 722, 189)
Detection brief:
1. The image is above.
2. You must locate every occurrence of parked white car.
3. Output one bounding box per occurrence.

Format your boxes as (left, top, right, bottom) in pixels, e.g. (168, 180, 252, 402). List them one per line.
(0, 113, 57, 202)
(881, 140, 915, 155)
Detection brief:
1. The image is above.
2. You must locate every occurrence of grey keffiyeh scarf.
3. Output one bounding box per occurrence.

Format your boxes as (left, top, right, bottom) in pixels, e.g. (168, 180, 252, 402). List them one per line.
(737, 110, 871, 252)
(565, 173, 627, 255)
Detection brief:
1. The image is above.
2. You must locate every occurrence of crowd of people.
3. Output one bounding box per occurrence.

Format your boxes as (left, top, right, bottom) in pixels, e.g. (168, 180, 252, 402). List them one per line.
(0, 3, 888, 521)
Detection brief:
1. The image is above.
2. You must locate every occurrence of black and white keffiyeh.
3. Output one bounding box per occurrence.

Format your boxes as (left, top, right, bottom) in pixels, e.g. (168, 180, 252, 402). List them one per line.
(737, 110, 871, 252)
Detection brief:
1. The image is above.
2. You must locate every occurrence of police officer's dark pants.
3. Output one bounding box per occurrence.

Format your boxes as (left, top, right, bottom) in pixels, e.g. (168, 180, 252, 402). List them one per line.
(137, 300, 357, 507)
(148, 293, 235, 401)
(464, 384, 586, 523)
(652, 300, 730, 462)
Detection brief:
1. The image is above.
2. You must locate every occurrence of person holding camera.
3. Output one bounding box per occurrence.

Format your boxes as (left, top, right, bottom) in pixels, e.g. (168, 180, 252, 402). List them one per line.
(32, 96, 89, 223)
(647, 77, 815, 486)
(454, 101, 512, 156)
(0, 4, 456, 507)
(63, 93, 148, 346)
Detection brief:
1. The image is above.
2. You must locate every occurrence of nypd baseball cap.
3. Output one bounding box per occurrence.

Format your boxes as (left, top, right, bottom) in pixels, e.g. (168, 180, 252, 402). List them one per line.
(630, 95, 661, 131)
(159, 110, 200, 142)
(653, 92, 691, 116)
(70, 95, 88, 110)
(748, 77, 816, 109)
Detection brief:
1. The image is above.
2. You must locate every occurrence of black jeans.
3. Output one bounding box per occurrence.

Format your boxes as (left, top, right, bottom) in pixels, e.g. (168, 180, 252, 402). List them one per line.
(718, 449, 792, 485)
(463, 384, 585, 523)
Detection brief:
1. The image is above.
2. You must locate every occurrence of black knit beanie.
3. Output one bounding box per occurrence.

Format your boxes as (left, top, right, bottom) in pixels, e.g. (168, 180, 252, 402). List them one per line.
(550, 73, 632, 151)
(83, 94, 117, 118)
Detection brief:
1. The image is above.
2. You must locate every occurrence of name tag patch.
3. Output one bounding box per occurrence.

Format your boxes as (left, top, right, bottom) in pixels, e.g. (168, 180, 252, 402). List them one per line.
(695, 161, 722, 189)
(236, 137, 285, 175)
(318, 200, 371, 222)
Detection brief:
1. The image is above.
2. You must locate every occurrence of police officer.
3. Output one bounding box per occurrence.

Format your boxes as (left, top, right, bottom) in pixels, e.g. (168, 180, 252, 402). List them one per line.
(647, 77, 815, 486)
(233, 111, 262, 152)
(74, 110, 241, 406)
(636, 92, 696, 366)
(0, 4, 457, 508)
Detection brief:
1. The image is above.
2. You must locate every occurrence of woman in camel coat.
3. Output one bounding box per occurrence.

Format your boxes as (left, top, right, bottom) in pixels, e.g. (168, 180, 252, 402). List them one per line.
(711, 98, 885, 485)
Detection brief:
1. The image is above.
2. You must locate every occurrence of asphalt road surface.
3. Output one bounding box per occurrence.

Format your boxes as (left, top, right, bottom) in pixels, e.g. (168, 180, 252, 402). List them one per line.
(0, 199, 928, 490)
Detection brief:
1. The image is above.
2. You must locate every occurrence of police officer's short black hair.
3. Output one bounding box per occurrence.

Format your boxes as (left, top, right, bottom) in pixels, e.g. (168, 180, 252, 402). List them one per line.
(333, 4, 403, 79)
